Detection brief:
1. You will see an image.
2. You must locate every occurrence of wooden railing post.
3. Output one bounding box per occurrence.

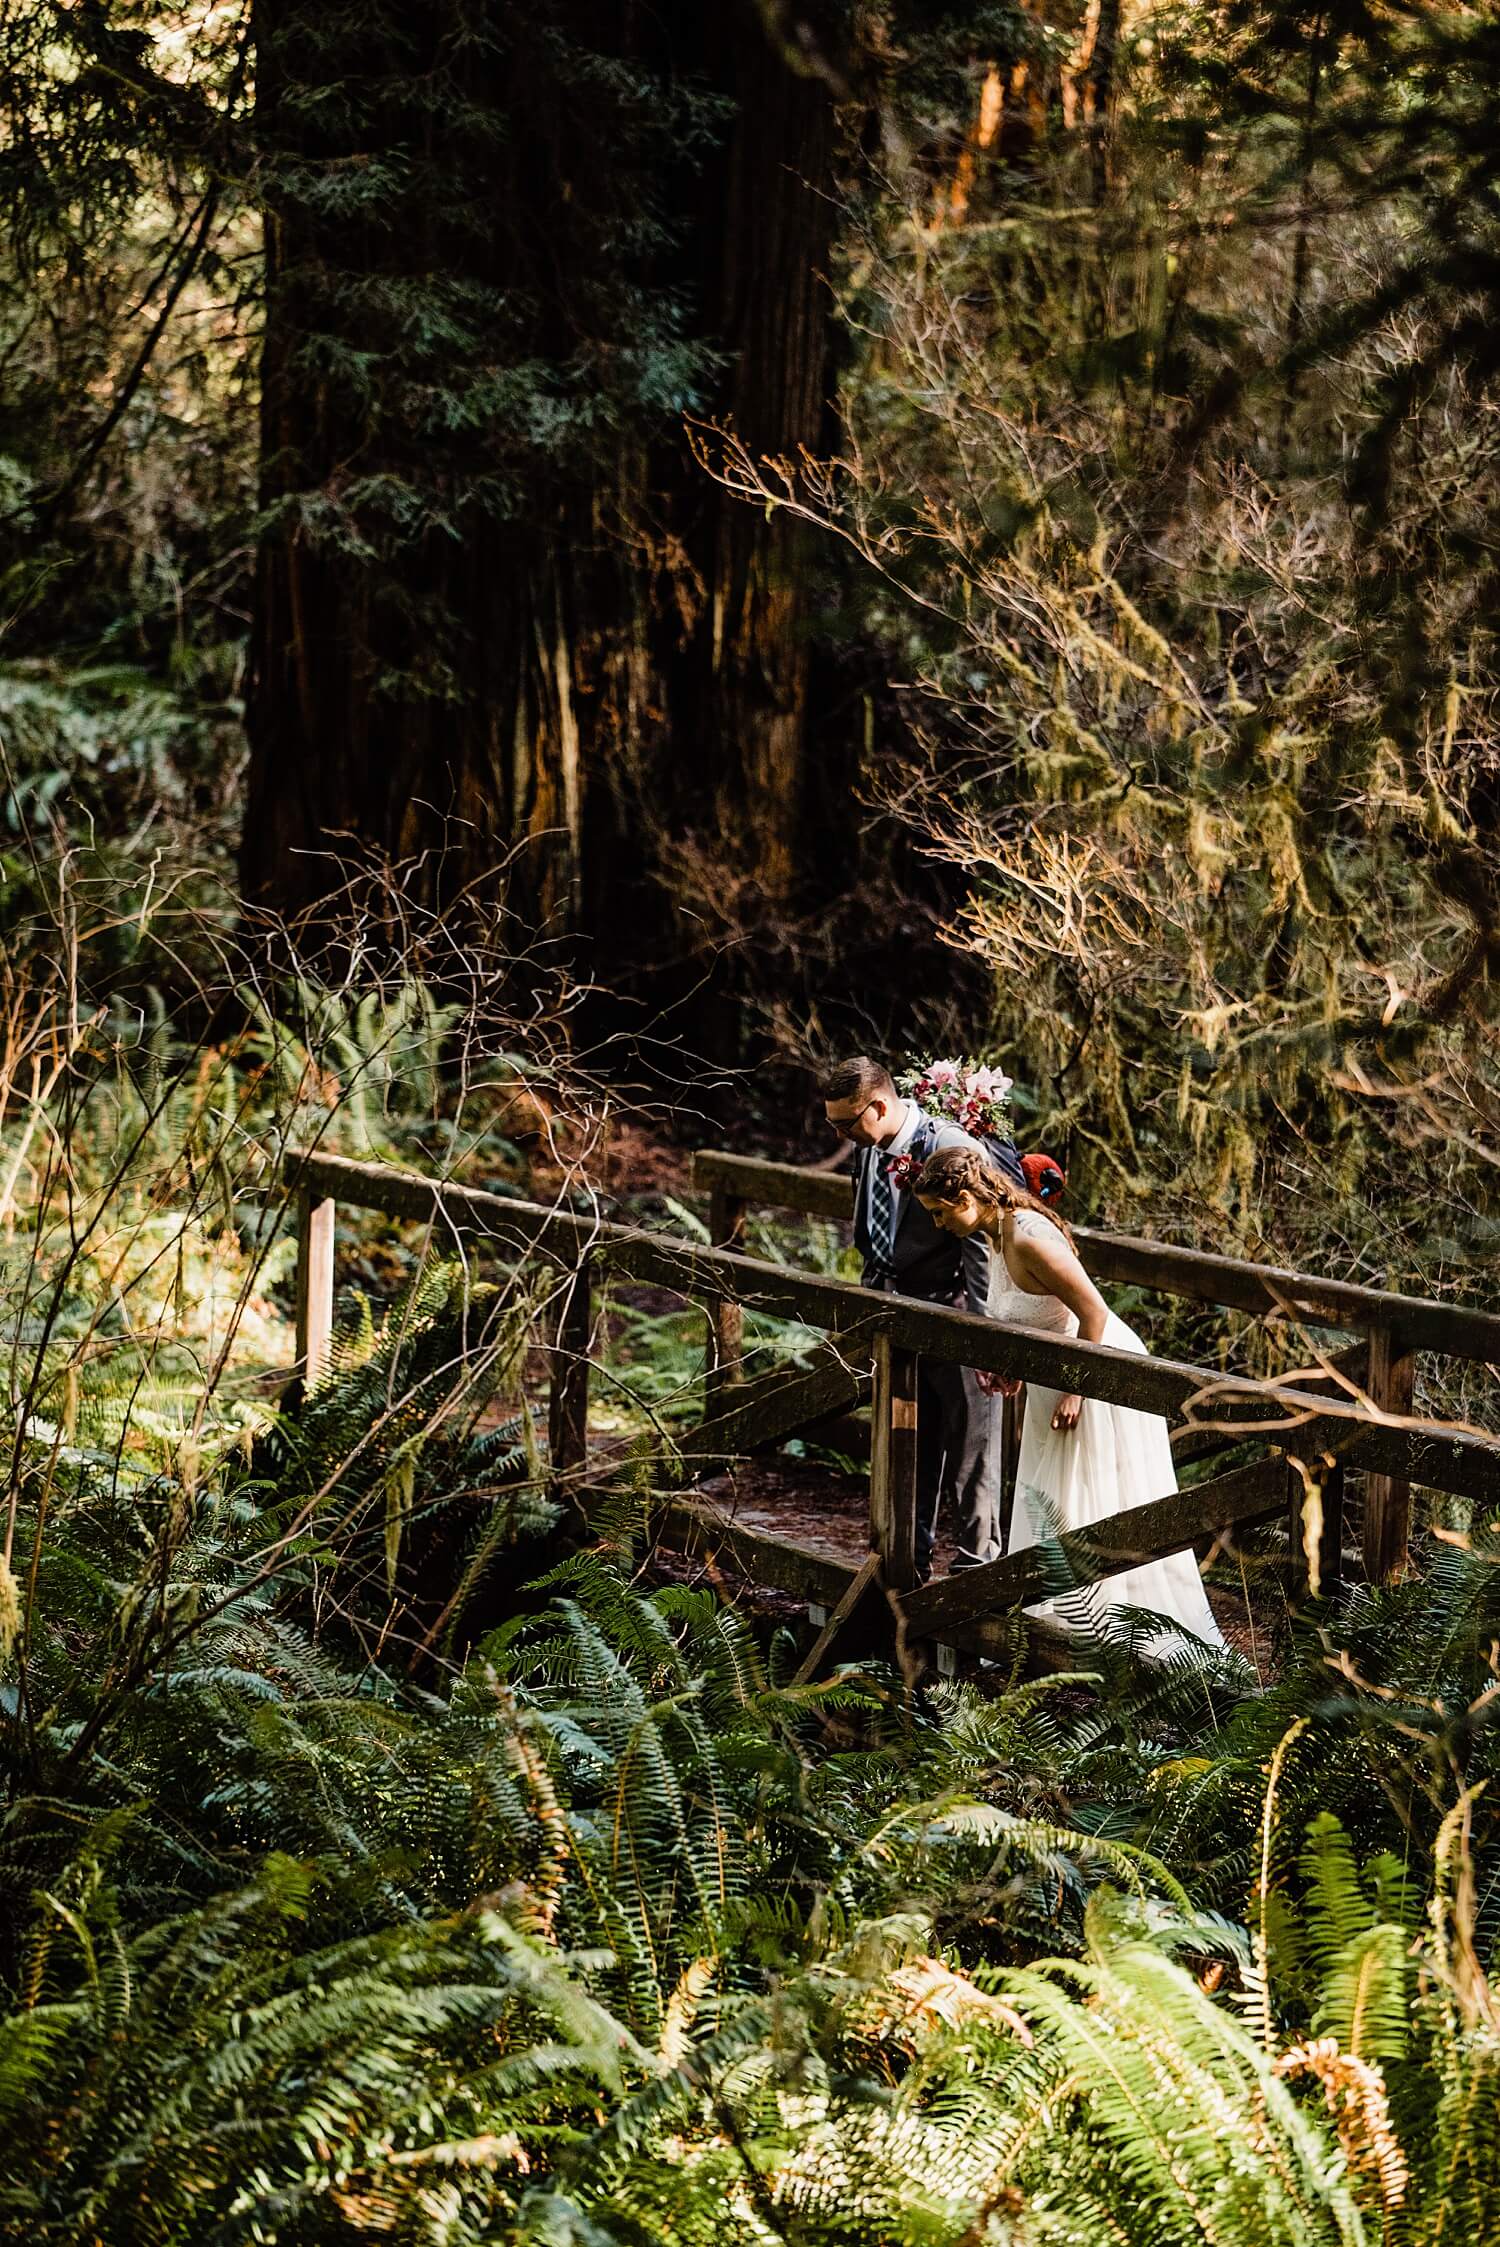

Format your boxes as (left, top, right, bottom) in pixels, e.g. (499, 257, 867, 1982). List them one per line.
(1364, 1325, 1415, 1584)
(705, 1185, 746, 1406)
(869, 1328, 920, 1595)
(1000, 1386, 1024, 1554)
(294, 1193, 336, 1392)
(549, 1253, 593, 1529)
(1288, 1452, 1344, 1601)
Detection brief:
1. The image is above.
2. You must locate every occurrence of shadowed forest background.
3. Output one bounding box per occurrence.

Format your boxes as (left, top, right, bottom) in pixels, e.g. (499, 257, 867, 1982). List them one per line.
(4, 0, 1499, 1242)
(1, 3, 1499, 2240)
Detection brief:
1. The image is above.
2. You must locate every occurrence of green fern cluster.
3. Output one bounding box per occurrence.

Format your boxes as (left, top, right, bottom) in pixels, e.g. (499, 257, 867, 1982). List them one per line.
(11, 1198, 1500, 2242)
(9, 1518, 1500, 2242)
(257, 1256, 554, 1634)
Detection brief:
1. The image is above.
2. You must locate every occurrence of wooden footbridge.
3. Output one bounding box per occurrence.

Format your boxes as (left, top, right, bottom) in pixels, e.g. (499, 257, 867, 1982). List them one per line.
(291, 1147, 1500, 1674)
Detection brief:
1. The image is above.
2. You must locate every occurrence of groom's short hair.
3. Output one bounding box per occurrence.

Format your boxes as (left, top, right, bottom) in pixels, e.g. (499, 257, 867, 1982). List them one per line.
(819, 1055, 895, 1106)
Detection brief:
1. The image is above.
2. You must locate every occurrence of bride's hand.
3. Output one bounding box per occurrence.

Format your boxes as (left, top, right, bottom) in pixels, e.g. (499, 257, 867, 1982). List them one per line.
(976, 1369, 1021, 1398)
(1051, 1392, 1082, 1433)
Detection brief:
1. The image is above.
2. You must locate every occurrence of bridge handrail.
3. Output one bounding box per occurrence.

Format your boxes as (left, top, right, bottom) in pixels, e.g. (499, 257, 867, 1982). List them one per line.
(289, 1150, 1500, 1521)
(284, 1147, 1500, 1647)
(691, 1149, 1500, 1364)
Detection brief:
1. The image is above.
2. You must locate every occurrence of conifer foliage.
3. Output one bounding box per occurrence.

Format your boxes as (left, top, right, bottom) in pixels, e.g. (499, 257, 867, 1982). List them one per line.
(703, 0, 1500, 1299)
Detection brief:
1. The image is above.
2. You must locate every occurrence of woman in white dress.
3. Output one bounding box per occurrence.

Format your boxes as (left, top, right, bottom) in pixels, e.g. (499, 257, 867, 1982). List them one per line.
(915, 1144, 1226, 1657)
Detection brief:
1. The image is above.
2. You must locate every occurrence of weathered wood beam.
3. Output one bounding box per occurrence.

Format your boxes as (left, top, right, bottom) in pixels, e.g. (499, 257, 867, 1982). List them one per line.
(651, 1254, 1497, 1503)
(694, 1149, 854, 1222)
(654, 1499, 858, 1609)
(705, 1183, 747, 1406)
(653, 1501, 1188, 1674)
(678, 1354, 863, 1470)
(869, 1330, 919, 1595)
(293, 1192, 336, 1389)
(291, 1154, 1500, 1503)
(901, 1455, 1287, 1637)
(1364, 1327, 1416, 1585)
(791, 1551, 884, 1686)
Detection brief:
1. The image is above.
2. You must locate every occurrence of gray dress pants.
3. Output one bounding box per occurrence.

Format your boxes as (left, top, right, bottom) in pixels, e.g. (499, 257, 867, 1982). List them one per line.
(916, 1353, 1004, 1580)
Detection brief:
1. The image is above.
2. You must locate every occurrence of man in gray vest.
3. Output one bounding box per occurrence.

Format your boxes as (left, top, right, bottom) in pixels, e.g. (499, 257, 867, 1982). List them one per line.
(819, 1054, 1005, 1581)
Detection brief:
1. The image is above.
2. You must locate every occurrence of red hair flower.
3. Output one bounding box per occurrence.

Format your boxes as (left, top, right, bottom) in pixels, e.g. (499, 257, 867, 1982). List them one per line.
(1021, 1152, 1066, 1203)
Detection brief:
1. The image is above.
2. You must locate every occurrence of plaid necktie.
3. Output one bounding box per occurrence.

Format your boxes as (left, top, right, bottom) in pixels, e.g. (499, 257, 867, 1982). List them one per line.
(869, 1158, 895, 1268)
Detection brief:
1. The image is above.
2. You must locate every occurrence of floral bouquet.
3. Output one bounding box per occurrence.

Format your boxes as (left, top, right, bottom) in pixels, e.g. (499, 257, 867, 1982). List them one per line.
(880, 1057, 1017, 1192)
(898, 1056, 1014, 1139)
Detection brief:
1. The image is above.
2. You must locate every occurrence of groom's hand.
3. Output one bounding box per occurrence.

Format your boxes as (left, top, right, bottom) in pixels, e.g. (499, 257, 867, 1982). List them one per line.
(975, 1369, 1021, 1398)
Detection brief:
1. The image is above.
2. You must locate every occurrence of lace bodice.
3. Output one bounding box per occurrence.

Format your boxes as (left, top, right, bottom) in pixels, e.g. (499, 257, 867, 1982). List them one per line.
(986, 1210, 1078, 1336)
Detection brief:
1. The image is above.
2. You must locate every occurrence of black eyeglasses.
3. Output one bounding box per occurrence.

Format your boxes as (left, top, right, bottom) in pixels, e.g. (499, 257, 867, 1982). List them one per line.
(827, 1098, 878, 1139)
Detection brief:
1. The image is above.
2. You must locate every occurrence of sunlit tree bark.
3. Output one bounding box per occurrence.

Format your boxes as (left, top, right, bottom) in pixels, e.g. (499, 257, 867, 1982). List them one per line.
(242, 0, 844, 992)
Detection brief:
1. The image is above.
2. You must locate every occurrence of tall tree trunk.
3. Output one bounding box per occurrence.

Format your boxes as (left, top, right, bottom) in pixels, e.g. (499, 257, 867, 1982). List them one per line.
(244, 2, 587, 936)
(695, 10, 841, 907)
(1084, 0, 1122, 201)
(242, 0, 844, 1016)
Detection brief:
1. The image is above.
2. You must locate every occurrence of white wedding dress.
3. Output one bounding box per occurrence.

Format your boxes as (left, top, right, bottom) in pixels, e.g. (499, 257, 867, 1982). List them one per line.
(992, 1211, 1226, 1656)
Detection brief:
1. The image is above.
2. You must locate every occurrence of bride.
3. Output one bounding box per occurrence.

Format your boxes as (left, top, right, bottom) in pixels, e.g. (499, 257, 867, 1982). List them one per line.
(914, 1144, 1226, 1657)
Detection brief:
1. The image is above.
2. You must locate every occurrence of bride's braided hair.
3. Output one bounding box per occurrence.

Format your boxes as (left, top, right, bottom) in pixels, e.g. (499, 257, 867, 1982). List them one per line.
(916, 1143, 1075, 1250)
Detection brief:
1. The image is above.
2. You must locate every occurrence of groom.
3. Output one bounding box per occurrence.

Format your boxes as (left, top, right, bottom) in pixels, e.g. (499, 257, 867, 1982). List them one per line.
(819, 1055, 1025, 1582)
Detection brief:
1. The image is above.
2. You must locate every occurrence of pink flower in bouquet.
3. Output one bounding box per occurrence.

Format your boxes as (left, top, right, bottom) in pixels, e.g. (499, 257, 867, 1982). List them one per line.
(898, 1053, 1012, 1133)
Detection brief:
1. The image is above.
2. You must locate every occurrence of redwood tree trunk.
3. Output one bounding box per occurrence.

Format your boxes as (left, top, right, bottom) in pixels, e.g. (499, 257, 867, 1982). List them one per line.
(242, 0, 845, 1005)
(695, 11, 841, 905)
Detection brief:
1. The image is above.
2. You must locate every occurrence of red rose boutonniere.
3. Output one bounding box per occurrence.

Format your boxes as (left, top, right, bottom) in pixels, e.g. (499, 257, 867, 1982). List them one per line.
(883, 1151, 923, 1194)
